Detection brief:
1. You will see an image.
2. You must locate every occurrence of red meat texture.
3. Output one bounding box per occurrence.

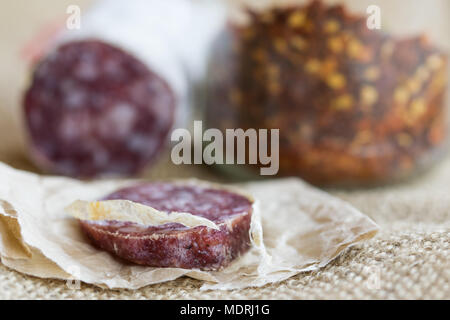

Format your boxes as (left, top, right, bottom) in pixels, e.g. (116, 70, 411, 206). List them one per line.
(79, 183, 253, 270)
(24, 40, 175, 178)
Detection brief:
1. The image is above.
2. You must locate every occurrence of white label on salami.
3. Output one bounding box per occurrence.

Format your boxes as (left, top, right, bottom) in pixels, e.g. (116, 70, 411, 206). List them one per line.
(66, 199, 220, 230)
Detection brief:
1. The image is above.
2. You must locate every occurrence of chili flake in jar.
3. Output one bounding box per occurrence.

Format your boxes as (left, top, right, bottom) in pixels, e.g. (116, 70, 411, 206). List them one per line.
(205, 0, 448, 186)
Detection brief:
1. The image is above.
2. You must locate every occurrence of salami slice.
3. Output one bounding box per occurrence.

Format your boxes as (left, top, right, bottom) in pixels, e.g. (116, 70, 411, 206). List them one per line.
(24, 40, 175, 178)
(78, 182, 253, 270)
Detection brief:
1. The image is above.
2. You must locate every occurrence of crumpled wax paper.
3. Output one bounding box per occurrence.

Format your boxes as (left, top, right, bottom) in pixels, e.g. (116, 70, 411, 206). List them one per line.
(0, 162, 379, 290)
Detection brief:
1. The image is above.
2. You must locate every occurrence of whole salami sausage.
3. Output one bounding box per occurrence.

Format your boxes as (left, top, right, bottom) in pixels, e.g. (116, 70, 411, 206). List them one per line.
(78, 182, 253, 270)
(23, 0, 225, 178)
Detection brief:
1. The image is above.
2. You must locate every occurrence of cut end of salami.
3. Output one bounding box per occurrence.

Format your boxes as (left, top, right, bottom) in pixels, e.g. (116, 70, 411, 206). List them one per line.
(24, 40, 175, 178)
(78, 182, 253, 270)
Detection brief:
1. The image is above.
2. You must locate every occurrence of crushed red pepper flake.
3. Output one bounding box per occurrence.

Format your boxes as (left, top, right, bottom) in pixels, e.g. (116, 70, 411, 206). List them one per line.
(360, 85, 379, 107)
(206, 0, 448, 186)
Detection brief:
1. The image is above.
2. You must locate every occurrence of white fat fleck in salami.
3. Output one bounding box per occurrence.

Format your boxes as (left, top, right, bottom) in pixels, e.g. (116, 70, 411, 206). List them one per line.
(78, 182, 253, 270)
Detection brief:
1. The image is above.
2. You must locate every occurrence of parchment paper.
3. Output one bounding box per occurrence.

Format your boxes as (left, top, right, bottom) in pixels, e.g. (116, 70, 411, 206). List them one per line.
(0, 162, 378, 290)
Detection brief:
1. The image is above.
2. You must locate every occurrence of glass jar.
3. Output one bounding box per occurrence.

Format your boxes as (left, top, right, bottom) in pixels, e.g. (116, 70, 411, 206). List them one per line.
(205, 0, 449, 186)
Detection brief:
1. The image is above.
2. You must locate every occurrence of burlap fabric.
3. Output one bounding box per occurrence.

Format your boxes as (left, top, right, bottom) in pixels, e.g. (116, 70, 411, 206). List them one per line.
(0, 0, 448, 300)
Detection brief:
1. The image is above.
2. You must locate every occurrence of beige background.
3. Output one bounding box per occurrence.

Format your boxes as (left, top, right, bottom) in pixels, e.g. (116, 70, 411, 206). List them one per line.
(0, 0, 449, 299)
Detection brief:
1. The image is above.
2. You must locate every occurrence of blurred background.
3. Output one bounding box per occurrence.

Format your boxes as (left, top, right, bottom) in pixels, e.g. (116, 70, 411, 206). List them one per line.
(0, 0, 449, 184)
